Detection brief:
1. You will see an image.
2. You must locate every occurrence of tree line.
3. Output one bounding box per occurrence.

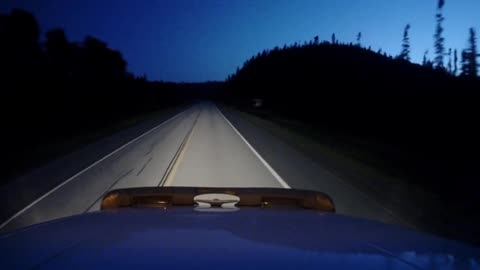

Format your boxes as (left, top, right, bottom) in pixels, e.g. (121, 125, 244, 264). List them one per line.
(224, 0, 480, 229)
(398, 0, 478, 78)
(354, 0, 478, 78)
(0, 9, 195, 180)
(228, 0, 478, 82)
(223, 1, 480, 245)
(431, 0, 477, 77)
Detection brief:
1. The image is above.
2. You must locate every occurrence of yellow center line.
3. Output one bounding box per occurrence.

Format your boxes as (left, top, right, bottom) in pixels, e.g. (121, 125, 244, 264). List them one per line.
(162, 114, 198, 186)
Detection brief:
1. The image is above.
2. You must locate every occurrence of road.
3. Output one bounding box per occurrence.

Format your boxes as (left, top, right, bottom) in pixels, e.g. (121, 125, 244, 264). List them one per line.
(0, 102, 407, 232)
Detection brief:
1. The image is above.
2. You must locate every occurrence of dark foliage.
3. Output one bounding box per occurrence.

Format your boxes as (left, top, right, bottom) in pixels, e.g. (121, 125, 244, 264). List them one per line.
(222, 0, 480, 243)
(453, 49, 458, 75)
(225, 40, 480, 229)
(461, 28, 479, 78)
(434, 0, 445, 68)
(0, 9, 216, 179)
(447, 48, 452, 73)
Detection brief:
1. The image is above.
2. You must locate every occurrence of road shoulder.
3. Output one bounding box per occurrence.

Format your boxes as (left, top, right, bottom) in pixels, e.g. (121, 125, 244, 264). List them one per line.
(218, 104, 466, 243)
(0, 104, 191, 224)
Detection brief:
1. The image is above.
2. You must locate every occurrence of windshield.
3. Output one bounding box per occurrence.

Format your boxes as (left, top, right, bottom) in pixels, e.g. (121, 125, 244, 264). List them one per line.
(0, 0, 479, 250)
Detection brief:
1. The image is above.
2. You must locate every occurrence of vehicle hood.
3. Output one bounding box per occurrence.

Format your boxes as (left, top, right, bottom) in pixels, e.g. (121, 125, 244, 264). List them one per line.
(1, 208, 479, 270)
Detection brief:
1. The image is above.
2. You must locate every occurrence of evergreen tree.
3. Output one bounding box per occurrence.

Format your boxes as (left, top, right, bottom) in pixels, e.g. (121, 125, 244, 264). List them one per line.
(461, 28, 478, 78)
(356, 32, 362, 46)
(434, 0, 446, 68)
(423, 50, 429, 66)
(453, 49, 458, 75)
(447, 48, 452, 73)
(461, 49, 469, 76)
(399, 24, 411, 61)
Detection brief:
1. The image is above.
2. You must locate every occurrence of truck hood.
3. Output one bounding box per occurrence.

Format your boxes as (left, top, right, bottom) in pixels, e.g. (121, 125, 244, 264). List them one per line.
(1, 208, 479, 270)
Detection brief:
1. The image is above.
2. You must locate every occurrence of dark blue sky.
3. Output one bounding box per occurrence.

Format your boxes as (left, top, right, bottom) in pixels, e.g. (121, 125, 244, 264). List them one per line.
(1, 0, 479, 82)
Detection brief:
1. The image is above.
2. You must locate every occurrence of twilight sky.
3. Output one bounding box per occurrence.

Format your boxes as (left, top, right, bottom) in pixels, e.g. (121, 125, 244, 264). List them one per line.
(1, 0, 479, 82)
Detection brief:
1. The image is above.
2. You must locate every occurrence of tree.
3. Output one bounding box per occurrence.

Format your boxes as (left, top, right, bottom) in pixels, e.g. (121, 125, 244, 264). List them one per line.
(468, 28, 478, 78)
(434, 0, 446, 68)
(356, 32, 362, 46)
(45, 28, 73, 77)
(8, 9, 40, 50)
(447, 48, 452, 73)
(313, 36, 319, 45)
(461, 28, 479, 78)
(399, 24, 411, 61)
(423, 50, 429, 66)
(82, 36, 127, 79)
(45, 29, 68, 51)
(331, 33, 336, 44)
(0, 9, 41, 79)
(453, 49, 458, 75)
(461, 49, 469, 76)
(423, 50, 433, 68)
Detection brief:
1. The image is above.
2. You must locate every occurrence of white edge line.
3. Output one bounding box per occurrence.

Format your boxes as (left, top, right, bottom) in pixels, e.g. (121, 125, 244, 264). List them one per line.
(215, 105, 291, 189)
(0, 107, 192, 230)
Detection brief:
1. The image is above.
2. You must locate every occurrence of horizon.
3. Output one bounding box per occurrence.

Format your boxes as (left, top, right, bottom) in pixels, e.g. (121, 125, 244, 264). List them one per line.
(1, 0, 479, 82)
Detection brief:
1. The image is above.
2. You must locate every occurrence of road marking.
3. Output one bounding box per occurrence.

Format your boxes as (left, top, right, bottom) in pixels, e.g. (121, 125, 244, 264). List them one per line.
(0, 106, 192, 230)
(162, 121, 196, 186)
(215, 105, 291, 189)
(159, 112, 200, 187)
(84, 168, 135, 213)
(136, 157, 153, 176)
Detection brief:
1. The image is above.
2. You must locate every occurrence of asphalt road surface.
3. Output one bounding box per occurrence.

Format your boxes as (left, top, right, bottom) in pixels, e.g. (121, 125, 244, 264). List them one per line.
(0, 102, 407, 232)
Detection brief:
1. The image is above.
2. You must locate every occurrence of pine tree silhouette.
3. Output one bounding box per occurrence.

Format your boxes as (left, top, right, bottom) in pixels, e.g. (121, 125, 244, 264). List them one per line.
(453, 49, 458, 75)
(461, 49, 469, 76)
(461, 28, 478, 78)
(423, 50, 429, 66)
(434, 0, 446, 68)
(399, 24, 411, 61)
(447, 48, 452, 73)
(356, 32, 362, 47)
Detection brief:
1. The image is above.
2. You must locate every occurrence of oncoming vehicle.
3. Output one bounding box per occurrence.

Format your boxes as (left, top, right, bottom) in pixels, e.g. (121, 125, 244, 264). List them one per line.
(1, 187, 479, 269)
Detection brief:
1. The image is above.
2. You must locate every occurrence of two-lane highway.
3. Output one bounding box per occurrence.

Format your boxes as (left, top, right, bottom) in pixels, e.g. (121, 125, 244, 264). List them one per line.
(0, 103, 287, 231)
(1, 102, 408, 233)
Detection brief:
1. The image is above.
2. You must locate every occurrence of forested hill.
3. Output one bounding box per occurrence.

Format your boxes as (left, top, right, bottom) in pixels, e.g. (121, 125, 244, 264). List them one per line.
(226, 42, 478, 105)
(224, 41, 480, 202)
(0, 8, 220, 180)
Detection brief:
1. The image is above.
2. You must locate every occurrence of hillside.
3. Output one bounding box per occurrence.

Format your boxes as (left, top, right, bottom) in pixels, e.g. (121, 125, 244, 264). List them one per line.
(228, 43, 475, 99)
(225, 43, 480, 152)
(224, 43, 480, 242)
